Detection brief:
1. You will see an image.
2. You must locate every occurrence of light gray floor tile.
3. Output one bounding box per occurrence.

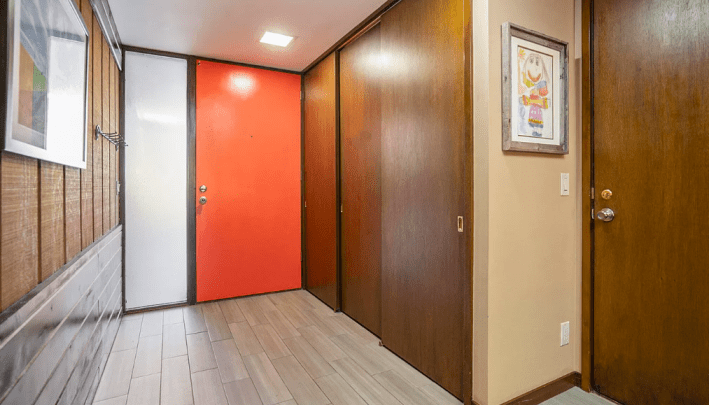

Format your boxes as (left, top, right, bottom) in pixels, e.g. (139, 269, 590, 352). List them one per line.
(184, 305, 208, 335)
(126, 374, 161, 405)
(141, 311, 164, 338)
(186, 332, 217, 373)
(161, 356, 194, 405)
(223, 379, 263, 405)
(202, 302, 232, 342)
(540, 387, 615, 405)
(133, 335, 162, 378)
(253, 324, 292, 360)
(94, 349, 137, 402)
(163, 307, 184, 325)
(112, 319, 142, 352)
(163, 322, 188, 359)
(229, 322, 264, 357)
(271, 356, 329, 405)
(191, 369, 228, 405)
(94, 395, 127, 405)
(219, 300, 246, 324)
(212, 339, 249, 383)
(243, 352, 292, 405)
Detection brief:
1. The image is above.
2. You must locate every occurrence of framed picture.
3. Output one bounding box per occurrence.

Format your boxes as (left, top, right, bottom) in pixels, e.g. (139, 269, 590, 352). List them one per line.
(3, 0, 90, 168)
(502, 22, 568, 154)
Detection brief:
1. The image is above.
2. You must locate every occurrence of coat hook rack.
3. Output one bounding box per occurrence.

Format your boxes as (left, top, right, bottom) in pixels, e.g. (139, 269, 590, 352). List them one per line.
(95, 125, 127, 150)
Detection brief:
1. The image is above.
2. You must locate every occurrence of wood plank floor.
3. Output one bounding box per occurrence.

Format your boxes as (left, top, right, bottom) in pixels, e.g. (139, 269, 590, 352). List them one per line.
(94, 290, 462, 405)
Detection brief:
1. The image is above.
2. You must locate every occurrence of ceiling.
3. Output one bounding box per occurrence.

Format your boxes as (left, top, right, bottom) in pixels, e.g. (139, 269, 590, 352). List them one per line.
(107, 0, 390, 72)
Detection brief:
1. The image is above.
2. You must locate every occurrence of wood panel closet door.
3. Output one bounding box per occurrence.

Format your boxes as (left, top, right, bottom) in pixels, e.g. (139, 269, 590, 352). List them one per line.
(304, 54, 338, 309)
(380, 0, 466, 399)
(340, 24, 382, 337)
(592, 1, 709, 403)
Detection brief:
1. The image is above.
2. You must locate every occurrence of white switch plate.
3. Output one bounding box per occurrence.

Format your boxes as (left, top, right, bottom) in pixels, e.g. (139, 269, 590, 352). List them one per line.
(560, 173, 570, 196)
(561, 321, 570, 346)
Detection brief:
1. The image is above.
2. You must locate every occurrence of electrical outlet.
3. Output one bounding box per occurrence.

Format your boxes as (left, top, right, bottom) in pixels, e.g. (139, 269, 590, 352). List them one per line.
(561, 321, 570, 346)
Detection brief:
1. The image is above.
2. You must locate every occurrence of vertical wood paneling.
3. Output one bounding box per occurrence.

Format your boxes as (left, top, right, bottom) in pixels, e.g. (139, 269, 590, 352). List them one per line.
(65, 167, 81, 259)
(109, 62, 116, 229)
(303, 53, 338, 309)
(102, 39, 110, 232)
(40, 162, 65, 281)
(380, 0, 466, 398)
(0, 0, 121, 311)
(0, 153, 39, 309)
(80, 0, 94, 249)
(92, 17, 103, 240)
(63, 0, 82, 262)
(340, 24, 382, 337)
(115, 65, 120, 225)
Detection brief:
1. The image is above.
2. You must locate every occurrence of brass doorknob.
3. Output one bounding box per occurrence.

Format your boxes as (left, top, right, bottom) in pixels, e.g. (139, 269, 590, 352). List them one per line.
(596, 208, 614, 222)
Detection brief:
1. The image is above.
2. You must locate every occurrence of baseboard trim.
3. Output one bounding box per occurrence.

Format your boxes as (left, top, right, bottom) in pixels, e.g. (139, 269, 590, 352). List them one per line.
(500, 372, 582, 405)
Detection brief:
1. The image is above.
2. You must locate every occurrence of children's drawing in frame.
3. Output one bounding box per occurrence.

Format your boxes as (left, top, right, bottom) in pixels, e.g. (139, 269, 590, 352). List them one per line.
(502, 23, 568, 154)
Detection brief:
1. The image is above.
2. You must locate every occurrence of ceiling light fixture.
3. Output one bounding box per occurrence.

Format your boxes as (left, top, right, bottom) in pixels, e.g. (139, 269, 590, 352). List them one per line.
(260, 32, 294, 47)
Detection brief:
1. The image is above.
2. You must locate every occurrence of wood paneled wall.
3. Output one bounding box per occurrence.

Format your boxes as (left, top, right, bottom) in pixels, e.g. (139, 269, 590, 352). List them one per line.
(303, 53, 339, 309)
(0, 0, 121, 311)
(304, 0, 470, 400)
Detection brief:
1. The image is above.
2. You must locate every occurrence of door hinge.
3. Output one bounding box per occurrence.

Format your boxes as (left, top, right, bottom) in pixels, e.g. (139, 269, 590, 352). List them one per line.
(591, 208, 595, 220)
(341, 204, 343, 213)
(304, 201, 307, 208)
(116, 180, 121, 195)
(458, 216, 464, 233)
(590, 186, 595, 200)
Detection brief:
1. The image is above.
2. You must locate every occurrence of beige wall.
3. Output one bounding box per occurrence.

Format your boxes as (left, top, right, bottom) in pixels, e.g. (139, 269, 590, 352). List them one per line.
(473, 0, 581, 404)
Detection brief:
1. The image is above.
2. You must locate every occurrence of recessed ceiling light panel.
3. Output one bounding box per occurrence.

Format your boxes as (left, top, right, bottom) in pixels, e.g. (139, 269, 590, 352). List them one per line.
(260, 32, 294, 47)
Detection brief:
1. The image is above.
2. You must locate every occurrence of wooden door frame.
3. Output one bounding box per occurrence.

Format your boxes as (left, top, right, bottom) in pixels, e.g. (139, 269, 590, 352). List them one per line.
(580, 0, 594, 392)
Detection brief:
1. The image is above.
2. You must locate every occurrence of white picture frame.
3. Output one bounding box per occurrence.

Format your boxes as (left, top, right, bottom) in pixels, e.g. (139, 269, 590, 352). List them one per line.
(3, 0, 90, 168)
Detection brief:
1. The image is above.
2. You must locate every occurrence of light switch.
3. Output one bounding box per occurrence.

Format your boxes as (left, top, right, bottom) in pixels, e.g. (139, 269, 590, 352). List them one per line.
(561, 173, 570, 196)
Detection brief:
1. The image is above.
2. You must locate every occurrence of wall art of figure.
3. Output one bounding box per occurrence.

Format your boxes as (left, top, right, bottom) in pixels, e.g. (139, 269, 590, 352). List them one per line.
(517, 47, 552, 139)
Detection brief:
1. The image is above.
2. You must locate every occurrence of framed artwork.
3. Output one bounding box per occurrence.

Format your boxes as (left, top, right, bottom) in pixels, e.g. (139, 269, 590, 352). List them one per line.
(502, 22, 568, 154)
(3, 0, 90, 168)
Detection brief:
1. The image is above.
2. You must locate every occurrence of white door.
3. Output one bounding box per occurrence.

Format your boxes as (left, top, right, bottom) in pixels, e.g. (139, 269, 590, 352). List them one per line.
(124, 51, 188, 310)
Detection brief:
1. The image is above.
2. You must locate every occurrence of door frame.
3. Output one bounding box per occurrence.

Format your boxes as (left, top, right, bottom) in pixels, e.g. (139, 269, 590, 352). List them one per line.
(121, 46, 304, 312)
(580, 0, 594, 392)
(120, 46, 197, 311)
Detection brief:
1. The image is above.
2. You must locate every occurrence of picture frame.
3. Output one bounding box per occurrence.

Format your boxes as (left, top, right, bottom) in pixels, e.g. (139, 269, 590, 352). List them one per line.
(3, 0, 90, 168)
(502, 22, 568, 155)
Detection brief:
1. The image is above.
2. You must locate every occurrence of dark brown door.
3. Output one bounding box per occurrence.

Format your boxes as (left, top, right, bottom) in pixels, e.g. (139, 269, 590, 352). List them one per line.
(304, 54, 338, 309)
(340, 24, 383, 336)
(593, 1, 709, 403)
(380, 0, 466, 398)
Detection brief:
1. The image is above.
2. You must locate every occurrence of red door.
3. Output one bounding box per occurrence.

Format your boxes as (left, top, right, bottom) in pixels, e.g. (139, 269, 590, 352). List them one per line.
(196, 60, 301, 302)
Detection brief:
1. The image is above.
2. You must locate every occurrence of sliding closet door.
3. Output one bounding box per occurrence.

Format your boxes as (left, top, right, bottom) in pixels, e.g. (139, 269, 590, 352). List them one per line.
(380, 0, 466, 398)
(304, 54, 338, 309)
(124, 52, 188, 310)
(340, 24, 382, 336)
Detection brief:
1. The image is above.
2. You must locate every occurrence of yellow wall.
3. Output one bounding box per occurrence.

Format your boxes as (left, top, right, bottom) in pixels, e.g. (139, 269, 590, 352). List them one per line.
(473, 0, 581, 404)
